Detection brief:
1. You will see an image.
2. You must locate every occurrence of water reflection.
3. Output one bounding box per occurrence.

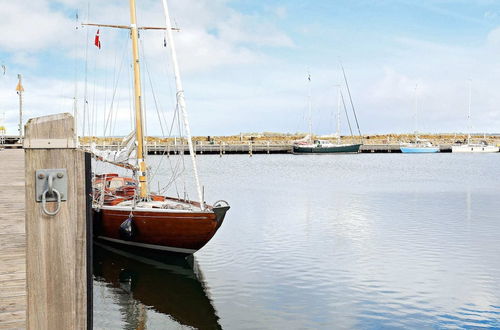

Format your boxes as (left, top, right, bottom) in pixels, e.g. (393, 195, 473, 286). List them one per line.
(93, 154, 500, 328)
(93, 243, 221, 329)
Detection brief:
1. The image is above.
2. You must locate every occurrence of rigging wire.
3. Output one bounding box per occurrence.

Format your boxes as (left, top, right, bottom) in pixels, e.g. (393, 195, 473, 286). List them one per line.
(73, 10, 79, 139)
(90, 49, 98, 139)
(144, 46, 185, 197)
(138, 32, 147, 143)
(82, 2, 91, 137)
(128, 54, 134, 133)
(138, 29, 187, 198)
(87, 5, 196, 201)
(103, 34, 129, 137)
(340, 89, 354, 137)
(340, 63, 362, 140)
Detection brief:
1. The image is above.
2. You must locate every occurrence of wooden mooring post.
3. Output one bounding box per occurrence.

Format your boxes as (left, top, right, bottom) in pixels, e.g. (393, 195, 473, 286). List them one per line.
(23, 113, 92, 329)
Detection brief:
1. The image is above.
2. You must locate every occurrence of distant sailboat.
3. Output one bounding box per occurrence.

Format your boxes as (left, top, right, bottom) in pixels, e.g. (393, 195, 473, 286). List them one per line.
(400, 84, 440, 153)
(293, 67, 362, 154)
(452, 80, 499, 153)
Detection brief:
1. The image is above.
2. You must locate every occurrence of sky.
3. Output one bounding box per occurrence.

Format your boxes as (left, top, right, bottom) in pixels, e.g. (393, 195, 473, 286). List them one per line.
(1, 0, 500, 136)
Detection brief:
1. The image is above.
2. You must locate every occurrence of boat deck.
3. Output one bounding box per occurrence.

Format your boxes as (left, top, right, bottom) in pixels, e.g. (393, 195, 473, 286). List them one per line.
(111, 199, 198, 211)
(0, 149, 26, 329)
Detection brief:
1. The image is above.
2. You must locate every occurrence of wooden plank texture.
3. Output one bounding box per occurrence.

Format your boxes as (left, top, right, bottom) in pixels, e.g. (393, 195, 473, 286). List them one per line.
(24, 113, 87, 329)
(0, 149, 26, 329)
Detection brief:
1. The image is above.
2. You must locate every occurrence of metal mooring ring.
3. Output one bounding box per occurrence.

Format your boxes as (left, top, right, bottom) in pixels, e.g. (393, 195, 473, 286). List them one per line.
(41, 188, 61, 216)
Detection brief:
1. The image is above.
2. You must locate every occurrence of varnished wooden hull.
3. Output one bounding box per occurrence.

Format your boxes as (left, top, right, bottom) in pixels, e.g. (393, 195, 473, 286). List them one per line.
(93, 205, 228, 255)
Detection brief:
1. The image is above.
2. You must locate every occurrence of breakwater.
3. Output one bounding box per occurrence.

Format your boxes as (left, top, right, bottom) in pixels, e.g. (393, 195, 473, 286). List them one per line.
(83, 143, 458, 155)
(78, 133, 499, 154)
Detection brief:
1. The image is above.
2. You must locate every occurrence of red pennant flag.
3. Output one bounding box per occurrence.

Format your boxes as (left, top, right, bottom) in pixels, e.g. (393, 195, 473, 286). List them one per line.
(94, 29, 101, 49)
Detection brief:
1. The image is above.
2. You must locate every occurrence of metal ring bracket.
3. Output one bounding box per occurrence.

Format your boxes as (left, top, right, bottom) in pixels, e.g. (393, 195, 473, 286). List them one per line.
(47, 174, 54, 195)
(36, 169, 67, 203)
(41, 188, 61, 216)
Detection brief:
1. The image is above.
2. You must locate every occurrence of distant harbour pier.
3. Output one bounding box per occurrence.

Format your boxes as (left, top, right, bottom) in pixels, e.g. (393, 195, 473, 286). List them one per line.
(83, 142, 457, 155)
(4, 133, 499, 154)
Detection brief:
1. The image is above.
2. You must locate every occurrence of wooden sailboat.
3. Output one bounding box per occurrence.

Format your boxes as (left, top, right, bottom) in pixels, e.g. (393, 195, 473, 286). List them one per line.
(90, 0, 229, 255)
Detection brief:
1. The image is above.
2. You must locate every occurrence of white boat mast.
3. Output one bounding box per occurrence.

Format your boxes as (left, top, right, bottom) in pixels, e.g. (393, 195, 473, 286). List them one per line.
(467, 79, 472, 145)
(414, 84, 418, 140)
(336, 84, 341, 143)
(161, 0, 204, 210)
(307, 72, 312, 141)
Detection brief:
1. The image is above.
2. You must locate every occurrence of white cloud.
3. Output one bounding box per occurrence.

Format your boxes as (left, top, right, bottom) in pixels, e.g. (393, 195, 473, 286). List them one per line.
(0, 0, 293, 71)
(484, 10, 499, 19)
(486, 27, 500, 48)
(1, 1, 500, 136)
(0, 1, 75, 52)
(274, 6, 288, 20)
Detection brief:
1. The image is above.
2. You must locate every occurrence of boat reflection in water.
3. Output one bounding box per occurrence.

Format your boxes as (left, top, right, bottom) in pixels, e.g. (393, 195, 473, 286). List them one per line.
(93, 243, 221, 329)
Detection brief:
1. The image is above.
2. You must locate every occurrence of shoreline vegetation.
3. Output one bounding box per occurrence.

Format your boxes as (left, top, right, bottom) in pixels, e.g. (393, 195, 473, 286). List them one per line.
(79, 133, 500, 146)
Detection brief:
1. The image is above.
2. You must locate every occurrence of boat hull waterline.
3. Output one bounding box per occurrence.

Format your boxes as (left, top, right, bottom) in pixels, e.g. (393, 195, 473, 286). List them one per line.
(93, 204, 229, 255)
(451, 145, 499, 153)
(400, 146, 440, 153)
(293, 143, 362, 154)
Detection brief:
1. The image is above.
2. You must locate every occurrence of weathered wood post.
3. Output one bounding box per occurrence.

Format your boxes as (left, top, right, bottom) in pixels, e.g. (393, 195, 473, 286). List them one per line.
(24, 113, 92, 329)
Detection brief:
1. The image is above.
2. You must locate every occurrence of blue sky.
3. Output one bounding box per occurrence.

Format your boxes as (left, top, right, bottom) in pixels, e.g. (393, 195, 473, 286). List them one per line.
(1, 0, 500, 136)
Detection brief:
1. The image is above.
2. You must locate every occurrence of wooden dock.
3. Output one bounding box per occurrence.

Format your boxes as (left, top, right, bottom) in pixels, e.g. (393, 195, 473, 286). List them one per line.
(0, 149, 26, 329)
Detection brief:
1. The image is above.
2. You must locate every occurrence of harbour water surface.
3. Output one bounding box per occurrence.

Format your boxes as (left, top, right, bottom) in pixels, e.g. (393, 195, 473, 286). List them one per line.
(94, 154, 500, 329)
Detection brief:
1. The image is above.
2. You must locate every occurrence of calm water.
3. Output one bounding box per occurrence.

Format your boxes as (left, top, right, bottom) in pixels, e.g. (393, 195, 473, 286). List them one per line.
(94, 153, 500, 329)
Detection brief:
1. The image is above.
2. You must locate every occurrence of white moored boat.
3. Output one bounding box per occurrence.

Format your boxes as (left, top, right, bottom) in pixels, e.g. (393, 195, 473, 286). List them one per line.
(451, 142, 499, 153)
(452, 80, 498, 153)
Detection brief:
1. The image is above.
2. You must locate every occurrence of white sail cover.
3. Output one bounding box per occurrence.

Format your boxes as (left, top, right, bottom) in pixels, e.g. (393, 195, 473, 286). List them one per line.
(293, 135, 311, 143)
(90, 131, 138, 168)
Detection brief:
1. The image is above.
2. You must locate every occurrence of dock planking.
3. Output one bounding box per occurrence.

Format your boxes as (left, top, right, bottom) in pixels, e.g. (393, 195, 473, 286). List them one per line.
(0, 149, 26, 329)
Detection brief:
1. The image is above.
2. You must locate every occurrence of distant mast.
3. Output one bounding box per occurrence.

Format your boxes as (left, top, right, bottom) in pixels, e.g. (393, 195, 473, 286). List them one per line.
(414, 84, 418, 140)
(307, 71, 312, 141)
(336, 84, 341, 143)
(340, 63, 362, 143)
(467, 79, 472, 145)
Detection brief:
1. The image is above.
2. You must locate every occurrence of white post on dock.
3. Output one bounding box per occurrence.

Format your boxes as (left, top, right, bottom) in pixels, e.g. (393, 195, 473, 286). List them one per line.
(16, 74, 24, 142)
(24, 113, 91, 329)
